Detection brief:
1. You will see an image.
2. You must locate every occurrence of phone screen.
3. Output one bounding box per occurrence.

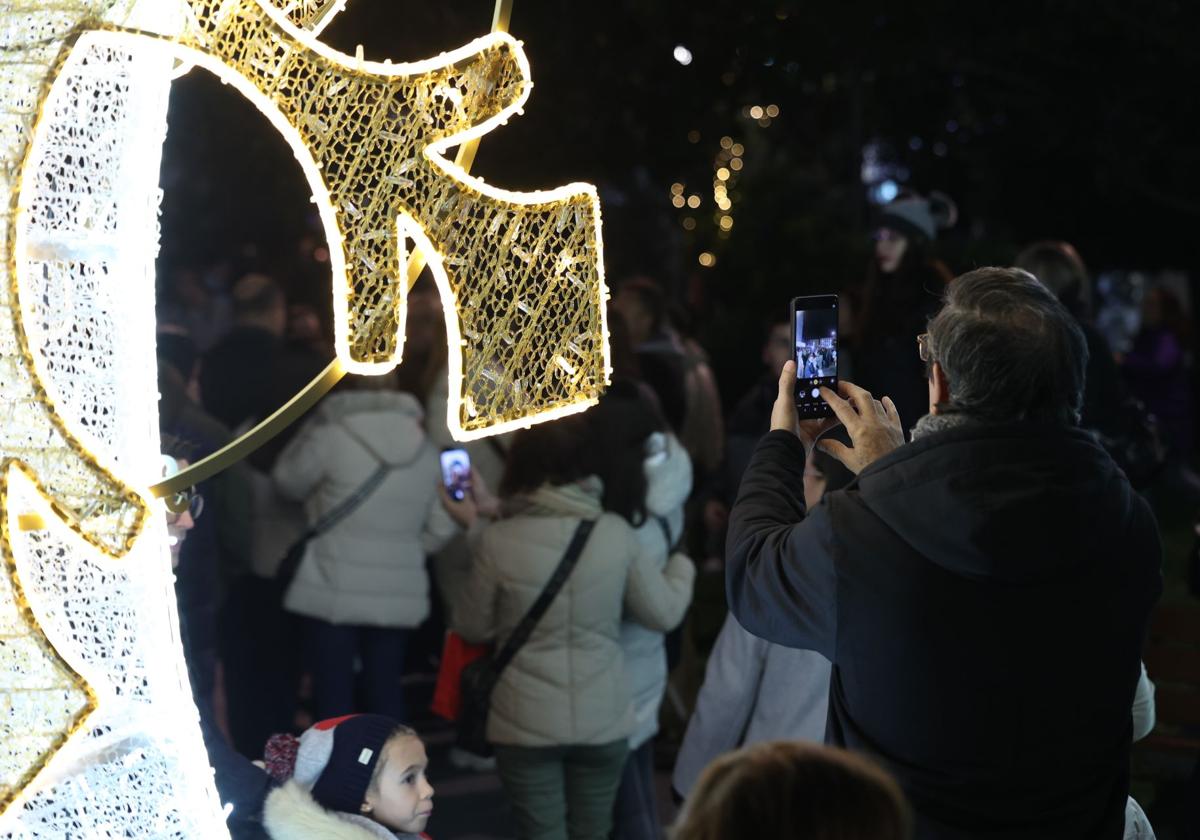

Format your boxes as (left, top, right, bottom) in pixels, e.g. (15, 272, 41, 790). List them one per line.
(440, 448, 471, 501)
(792, 295, 839, 419)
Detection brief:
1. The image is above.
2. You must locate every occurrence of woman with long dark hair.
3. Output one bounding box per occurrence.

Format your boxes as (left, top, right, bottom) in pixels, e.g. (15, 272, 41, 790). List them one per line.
(586, 382, 696, 840)
(847, 191, 955, 432)
(446, 393, 695, 840)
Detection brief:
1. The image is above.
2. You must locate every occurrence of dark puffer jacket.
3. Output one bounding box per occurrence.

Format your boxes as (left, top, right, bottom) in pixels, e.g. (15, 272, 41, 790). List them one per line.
(727, 423, 1161, 839)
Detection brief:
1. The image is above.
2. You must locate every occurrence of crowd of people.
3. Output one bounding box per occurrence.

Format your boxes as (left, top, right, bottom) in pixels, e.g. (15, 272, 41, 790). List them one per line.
(797, 343, 837, 379)
(154, 189, 1198, 840)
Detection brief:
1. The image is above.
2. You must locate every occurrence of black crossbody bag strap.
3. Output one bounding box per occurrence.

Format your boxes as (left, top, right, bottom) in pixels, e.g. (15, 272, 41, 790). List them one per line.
(297, 420, 395, 540)
(275, 462, 391, 594)
(300, 461, 390, 541)
(490, 519, 595, 677)
(275, 423, 393, 591)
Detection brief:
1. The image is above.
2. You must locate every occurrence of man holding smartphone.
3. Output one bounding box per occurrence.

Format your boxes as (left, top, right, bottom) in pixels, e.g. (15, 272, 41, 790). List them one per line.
(726, 267, 1161, 838)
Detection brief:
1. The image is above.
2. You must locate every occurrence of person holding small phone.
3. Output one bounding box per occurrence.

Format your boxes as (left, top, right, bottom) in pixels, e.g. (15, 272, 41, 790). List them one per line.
(272, 374, 460, 723)
(726, 268, 1161, 838)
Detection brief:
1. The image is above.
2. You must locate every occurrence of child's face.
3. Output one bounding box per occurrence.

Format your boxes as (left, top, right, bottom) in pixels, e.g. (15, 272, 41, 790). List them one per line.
(364, 735, 434, 834)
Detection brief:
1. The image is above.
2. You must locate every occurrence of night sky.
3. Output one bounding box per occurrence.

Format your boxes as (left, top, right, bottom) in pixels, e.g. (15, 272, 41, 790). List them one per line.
(157, 0, 1199, 396)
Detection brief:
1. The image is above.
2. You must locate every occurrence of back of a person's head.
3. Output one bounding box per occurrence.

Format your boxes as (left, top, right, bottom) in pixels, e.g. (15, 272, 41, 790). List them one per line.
(606, 305, 643, 382)
(672, 741, 911, 840)
(1014, 240, 1092, 319)
(156, 324, 198, 381)
(231, 272, 285, 322)
(584, 381, 664, 524)
(618, 276, 667, 334)
(927, 266, 1088, 425)
(500, 413, 591, 499)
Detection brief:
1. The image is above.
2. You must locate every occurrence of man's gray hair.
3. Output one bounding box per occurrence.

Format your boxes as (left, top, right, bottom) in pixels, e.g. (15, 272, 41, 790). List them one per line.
(926, 267, 1088, 425)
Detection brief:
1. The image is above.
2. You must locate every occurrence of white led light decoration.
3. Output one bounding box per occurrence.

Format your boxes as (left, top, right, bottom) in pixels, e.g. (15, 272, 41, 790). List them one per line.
(0, 2, 228, 834)
(0, 0, 607, 833)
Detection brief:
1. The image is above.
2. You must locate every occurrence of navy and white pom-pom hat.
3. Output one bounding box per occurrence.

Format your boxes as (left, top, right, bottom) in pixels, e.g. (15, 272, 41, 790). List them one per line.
(266, 714, 399, 813)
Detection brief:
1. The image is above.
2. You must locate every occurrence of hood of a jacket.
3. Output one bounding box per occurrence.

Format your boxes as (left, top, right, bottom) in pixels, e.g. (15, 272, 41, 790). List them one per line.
(262, 780, 422, 840)
(313, 391, 427, 467)
(644, 432, 692, 518)
(852, 421, 1138, 584)
(506, 476, 605, 520)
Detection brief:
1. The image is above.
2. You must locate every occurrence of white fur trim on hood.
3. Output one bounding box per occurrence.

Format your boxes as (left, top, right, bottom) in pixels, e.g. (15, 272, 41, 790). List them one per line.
(263, 781, 420, 840)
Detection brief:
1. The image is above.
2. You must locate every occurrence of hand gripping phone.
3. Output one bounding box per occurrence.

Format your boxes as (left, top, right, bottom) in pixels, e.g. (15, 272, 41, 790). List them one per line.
(440, 448, 471, 501)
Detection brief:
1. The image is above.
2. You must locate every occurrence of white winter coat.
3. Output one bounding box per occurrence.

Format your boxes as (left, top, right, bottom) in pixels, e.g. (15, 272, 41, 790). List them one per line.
(621, 432, 693, 749)
(272, 390, 457, 627)
(454, 478, 696, 747)
(263, 780, 421, 840)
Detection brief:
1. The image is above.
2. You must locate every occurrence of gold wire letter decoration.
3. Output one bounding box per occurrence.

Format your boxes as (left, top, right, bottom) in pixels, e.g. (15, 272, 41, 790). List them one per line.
(0, 0, 605, 833)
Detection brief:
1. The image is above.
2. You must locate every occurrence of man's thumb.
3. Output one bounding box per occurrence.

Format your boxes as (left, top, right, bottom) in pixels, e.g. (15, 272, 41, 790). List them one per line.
(778, 360, 796, 399)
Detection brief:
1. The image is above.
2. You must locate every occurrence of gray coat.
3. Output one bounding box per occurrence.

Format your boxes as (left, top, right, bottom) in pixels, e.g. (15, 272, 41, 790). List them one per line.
(671, 612, 832, 798)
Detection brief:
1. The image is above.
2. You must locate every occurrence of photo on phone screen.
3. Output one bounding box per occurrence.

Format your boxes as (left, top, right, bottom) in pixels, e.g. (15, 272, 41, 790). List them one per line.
(440, 448, 471, 501)
(792, 295, 839, 419)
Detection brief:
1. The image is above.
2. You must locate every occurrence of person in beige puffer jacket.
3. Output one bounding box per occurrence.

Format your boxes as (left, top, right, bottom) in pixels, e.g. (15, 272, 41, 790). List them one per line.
(447, 394, 696, 840)
(273, 377, 458, 723)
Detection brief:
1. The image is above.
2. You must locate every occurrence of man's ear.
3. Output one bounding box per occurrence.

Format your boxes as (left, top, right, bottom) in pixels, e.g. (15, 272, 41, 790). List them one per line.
(929, 361, 950, 415)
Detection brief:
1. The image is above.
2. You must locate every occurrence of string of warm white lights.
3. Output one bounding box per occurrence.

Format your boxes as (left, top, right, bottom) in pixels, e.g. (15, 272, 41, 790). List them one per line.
(671, 103, 778, 270)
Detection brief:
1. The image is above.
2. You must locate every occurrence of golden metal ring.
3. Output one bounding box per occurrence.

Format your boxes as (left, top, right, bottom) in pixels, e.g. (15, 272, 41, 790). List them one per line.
(149, 0, 515, 499)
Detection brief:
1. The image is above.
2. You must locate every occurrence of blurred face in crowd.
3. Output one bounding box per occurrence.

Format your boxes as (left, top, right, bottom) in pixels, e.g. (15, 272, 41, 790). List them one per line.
(762, 322, 792, 377)
(613, 289, 653, 346)
(874, 227, 908, 274)
(364, 734, 434, 834)
(287, 303, 323, 343)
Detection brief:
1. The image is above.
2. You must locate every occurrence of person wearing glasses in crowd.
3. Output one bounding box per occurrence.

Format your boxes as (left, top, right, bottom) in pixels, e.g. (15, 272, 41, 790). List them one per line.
(726, 268, 1161, 838)
(162, 452, 273, 840)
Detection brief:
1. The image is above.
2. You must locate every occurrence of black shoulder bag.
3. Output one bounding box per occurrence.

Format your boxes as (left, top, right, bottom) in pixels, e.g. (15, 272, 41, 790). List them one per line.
(457, 519, 595, 757)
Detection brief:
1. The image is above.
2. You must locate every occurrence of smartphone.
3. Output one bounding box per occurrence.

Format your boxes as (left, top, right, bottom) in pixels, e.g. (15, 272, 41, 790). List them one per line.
(791, 295, 839, 419)
(439, 448, 471, 501)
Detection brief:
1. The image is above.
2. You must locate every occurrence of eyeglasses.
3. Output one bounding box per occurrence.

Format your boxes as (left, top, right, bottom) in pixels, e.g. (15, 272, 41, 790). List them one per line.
(165, 488, 204, 521)
(917, 333, 932, 362)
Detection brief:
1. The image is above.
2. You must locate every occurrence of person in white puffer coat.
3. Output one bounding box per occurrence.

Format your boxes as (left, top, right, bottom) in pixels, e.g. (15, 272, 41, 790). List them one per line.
(273, 377, 458, 724)
(612, 430, 692, 840)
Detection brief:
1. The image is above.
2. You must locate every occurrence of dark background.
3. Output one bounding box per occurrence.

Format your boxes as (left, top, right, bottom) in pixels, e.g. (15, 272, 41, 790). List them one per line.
(157, 0, 1199, 401)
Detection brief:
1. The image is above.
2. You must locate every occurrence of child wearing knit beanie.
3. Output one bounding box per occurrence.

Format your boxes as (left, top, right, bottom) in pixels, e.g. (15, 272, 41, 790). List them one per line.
(261, 714, 434, 840)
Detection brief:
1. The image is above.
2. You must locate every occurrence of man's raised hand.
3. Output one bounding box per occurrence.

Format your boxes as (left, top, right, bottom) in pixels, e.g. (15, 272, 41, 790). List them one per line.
(771, 360, 841, 451)
(816, 381, 905, 473)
